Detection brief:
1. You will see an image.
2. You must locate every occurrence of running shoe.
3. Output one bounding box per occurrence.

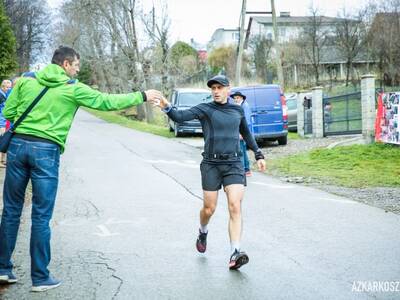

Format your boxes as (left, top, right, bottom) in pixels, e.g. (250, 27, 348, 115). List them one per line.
(229, 250, 249, 270)
(196, 230, 208, 253)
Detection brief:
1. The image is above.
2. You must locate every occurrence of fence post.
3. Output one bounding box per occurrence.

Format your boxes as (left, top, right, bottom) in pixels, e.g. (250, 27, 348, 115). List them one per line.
(297, 92, 306, 137)
(361, 74, 376, 144)
(312, 86, 324, 138)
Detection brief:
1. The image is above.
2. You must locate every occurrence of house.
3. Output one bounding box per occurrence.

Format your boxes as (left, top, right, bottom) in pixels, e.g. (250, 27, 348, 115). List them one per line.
(244, 12, 341, 45)
(243, 12, 374, 85)
(208, 28, 240, 51)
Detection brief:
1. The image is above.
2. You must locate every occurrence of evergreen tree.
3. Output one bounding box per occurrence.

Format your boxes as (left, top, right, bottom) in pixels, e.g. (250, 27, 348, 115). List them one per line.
(0, 1, 17, 80)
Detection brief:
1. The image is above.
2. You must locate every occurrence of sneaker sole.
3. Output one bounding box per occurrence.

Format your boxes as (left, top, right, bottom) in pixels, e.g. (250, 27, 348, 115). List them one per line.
(229, 253, 249, 270)
(0, 275, 17, 284)
(31, 282, 61, 292)
(196, 240, 207, 253)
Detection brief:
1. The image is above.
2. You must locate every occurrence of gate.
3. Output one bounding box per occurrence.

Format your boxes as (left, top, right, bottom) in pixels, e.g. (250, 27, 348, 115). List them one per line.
(303, 95, 313, 135)
(323, 92, 362, 136)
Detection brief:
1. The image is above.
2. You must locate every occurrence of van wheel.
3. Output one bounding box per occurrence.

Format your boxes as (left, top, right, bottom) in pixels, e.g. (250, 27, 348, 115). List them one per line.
(169, 126, 174, 132)
(277, 136, 287, 145)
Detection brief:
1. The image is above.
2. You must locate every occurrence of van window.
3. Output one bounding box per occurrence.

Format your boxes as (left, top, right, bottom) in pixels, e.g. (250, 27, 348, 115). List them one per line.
(254, 87, 281, 108)
(177, 93, 211, 106)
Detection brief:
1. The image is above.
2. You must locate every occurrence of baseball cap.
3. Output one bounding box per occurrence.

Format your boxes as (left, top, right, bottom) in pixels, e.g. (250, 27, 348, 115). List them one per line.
(207, 75, 230, 88)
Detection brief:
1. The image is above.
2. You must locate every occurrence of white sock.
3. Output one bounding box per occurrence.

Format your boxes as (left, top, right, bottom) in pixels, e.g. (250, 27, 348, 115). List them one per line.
(200, 224, 208, 233)
(231, 241, 240, 254)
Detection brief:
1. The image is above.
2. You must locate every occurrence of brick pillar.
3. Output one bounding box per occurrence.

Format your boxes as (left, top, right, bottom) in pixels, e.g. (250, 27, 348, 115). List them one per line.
(312, 86, 324, 138)
(361, 74, 376, 144)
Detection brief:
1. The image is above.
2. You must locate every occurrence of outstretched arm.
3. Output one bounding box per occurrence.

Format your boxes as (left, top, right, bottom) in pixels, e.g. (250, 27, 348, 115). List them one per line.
(156, 96, 202, 122)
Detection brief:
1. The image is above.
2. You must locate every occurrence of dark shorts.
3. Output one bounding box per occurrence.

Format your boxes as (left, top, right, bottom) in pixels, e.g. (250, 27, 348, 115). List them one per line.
(200, 161, 246, 191)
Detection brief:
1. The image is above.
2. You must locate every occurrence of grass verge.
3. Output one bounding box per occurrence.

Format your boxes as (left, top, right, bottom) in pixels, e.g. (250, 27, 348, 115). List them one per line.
(288, 132, 302, 140)
(267, 143, 400, 188)
(84, 108, 174, 138)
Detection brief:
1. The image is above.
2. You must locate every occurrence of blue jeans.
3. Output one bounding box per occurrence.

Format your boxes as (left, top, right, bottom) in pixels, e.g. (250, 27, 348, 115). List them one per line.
(240, 140, 250, 172)
(0, 137, 60, 284)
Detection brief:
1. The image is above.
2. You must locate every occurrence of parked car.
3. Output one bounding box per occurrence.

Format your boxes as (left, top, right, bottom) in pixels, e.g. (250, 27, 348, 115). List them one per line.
(168, 88, 212, 137)
(231, 85, 288, 145)
(285, 93, 298, 132)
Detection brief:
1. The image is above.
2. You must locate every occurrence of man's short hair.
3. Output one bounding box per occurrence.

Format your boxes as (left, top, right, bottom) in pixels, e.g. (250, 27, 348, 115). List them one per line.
(51, 46, 80, 66)
(1, 80, 11, 89)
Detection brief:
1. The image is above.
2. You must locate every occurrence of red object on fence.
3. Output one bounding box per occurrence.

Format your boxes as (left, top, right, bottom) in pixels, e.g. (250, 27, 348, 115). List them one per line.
(375, 93, 383, 141)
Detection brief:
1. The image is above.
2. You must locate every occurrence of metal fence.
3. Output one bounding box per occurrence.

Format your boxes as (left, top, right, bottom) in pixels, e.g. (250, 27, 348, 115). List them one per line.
(323, 92, 362, 136)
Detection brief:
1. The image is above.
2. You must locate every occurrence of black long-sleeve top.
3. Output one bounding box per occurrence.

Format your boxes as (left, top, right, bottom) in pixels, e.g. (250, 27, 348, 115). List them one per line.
(166, 101, 263, 164)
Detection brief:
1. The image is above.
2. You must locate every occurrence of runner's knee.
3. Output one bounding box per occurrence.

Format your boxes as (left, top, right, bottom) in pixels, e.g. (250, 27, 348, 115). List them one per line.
(203, 204, 216, 216)
(228, 201, 241, 216)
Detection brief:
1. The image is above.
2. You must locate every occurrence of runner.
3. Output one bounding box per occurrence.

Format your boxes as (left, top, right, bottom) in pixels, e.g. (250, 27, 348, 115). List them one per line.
(155, 75, 266, 270)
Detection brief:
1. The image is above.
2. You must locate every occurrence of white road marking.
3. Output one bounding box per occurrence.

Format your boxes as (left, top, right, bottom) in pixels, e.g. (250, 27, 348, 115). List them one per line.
(94, 224, 120, 237)
(144, 159, 198, 168)
(250, 181, 295, 189)
(319, 198, 356, 204)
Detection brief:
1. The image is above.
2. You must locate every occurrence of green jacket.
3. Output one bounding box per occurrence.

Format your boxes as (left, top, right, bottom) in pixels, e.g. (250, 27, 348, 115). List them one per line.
(4, 64, 145, 153)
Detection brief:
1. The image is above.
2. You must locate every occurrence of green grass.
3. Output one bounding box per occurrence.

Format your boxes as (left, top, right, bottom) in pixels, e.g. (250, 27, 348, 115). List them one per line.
(288, 132, 302, 140)
(84, 108, 174, 138)
(267, 143, 400, 187)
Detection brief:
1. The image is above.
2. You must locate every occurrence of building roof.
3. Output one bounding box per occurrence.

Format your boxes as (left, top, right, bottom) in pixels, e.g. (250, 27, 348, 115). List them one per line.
(251, 15, 348, 25)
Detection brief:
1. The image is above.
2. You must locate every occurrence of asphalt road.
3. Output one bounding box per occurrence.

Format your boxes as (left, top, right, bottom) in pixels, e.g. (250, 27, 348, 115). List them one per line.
(1, 110, 399, 300)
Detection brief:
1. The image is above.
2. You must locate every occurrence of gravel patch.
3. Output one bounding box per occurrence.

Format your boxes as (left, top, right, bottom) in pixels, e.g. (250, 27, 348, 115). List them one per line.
(257, 135, 400, 215)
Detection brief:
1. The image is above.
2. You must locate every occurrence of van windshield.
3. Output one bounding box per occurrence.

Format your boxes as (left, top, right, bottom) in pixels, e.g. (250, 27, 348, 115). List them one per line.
(178, 93, 211, 106)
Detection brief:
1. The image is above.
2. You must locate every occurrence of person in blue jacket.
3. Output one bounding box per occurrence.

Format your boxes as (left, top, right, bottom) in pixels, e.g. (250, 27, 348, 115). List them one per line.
(231, 91, 253, 176)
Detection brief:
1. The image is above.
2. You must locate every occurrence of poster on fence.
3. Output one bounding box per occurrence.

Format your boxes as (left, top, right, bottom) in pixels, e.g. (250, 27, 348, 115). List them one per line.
(375, 92, 400, 145)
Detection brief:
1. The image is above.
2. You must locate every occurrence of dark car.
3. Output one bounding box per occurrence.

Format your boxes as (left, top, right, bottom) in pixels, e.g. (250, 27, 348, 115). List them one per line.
(168, 88, 212, 137)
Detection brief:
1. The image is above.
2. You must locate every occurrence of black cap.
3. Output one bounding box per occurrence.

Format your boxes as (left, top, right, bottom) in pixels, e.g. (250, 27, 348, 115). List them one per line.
(230, 91, 246, 100)
(207, 75, 230, 88)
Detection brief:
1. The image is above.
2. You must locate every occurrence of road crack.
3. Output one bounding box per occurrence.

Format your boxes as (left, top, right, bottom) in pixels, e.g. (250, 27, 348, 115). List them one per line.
(78, 250, 124, 299)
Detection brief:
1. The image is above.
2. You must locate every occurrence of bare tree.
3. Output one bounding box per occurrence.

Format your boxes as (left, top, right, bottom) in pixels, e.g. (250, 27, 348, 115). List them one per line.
(335, 9, 366, 86)
(367, 0, 400, 86)
(298, 6, 329, 85)
(249, 35, 273, 82)
(141, 3, 171, 96)
(4, 0, 51, 71)
(55, 0, 153, 120)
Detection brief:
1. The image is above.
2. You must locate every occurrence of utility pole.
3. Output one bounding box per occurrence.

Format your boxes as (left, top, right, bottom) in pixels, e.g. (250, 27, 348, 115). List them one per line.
(235, 0, 247, 86)
(271, 0, 284, 87)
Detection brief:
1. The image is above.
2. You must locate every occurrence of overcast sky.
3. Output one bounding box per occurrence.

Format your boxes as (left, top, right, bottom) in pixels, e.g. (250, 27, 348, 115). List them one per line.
(48, 0, 370, 45)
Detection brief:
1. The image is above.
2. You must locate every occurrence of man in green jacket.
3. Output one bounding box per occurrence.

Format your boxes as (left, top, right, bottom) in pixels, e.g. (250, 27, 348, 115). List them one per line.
(0, 46, 162, 292)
